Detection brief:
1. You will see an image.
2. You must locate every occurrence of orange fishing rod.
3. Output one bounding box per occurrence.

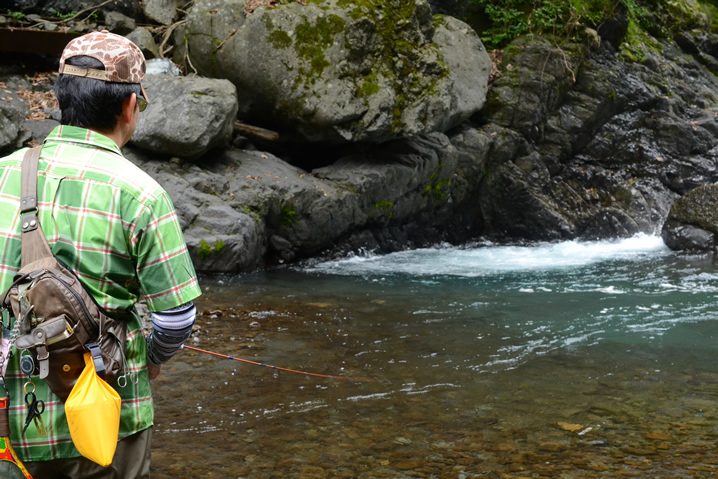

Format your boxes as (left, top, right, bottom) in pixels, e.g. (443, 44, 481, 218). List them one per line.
(180, 344, 373, 382)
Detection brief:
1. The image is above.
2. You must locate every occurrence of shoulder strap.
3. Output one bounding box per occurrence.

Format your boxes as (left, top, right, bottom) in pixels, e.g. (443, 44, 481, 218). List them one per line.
(20, 146, 54, 266)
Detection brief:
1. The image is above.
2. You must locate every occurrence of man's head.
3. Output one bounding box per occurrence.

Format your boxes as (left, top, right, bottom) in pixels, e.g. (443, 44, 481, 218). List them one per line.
(54, 31, 149, 135)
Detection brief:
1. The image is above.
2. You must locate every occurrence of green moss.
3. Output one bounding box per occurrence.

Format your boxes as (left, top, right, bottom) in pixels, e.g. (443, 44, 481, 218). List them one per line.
(433, 14, 447, 28)
(268, 30, 292, 49)
(279, 96, 314, 120)
(373, 201, 394, 220)
(656, 0, 709, 37)
(424, 178, 451, 202)
(242, 205, 263, 223)
(198, 238, 227, 259)
(281, 205, 297, 226)
(214, 239, 226, 255)
(357, 71, 381, 98)
(198, 239, 212, 260)
(263, 10, 345, 87)
(618, 18, 662, 63)
(294, 14, 346, 78)
(258, 0, 450, 135)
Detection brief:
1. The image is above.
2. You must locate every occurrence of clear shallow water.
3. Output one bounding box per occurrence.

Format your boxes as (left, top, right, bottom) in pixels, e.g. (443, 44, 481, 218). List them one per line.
(150, 235, 718, 478)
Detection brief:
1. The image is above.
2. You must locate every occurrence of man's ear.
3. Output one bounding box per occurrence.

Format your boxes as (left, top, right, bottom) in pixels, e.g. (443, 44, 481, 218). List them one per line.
(119, 93, 136, 125)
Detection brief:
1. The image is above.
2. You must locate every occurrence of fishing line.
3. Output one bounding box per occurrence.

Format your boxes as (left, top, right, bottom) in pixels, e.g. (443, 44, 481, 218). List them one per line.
(180, 344, 373, 382)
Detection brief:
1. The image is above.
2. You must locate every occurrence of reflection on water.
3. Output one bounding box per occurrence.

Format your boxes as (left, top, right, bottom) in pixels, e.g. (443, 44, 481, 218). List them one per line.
(150, 236, 718, 478)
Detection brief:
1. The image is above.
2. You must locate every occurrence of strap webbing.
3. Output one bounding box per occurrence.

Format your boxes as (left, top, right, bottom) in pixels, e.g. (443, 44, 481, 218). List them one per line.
(20, 147, 54, 266)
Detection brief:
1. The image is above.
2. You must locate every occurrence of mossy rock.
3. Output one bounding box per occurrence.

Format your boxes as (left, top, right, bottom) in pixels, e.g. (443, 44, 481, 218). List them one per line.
(184, 0, 491, 144)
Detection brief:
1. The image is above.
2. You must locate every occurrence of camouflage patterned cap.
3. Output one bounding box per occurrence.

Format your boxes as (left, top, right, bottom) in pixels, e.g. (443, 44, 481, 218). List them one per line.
(58, 30, 150, 102)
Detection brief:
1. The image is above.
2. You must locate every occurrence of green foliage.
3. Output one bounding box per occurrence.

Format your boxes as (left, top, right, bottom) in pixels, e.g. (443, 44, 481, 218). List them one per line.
(198, 239, 212, 260)
(473, 0, 718, 53)
(7, 10, 25, 20)
(475, 0, 529, 48)
(48, 8, 77, 19)
(470, 0, 650, 49)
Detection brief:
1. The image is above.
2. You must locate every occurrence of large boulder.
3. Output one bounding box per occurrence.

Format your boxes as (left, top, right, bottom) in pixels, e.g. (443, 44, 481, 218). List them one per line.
(181, 0, 491, 144)
(124, 130, 477, 269)
(0, 98, 26, 154)
(142, 0, 177, 25)
(661, 185, 718, 252)
(0, 74, 32, 154)
(131, 74, 238, 159)
(124, 149, 266, 272)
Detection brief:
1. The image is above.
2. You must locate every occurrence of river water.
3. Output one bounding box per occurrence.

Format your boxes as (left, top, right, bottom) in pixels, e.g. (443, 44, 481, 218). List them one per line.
(150, 234, 718, 478)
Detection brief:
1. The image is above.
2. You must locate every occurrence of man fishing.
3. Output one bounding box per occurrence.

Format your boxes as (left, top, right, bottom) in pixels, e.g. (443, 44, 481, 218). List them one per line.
(0, 31, 202, 477)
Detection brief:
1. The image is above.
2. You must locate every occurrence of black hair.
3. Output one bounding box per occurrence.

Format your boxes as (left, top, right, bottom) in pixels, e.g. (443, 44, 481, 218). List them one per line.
(54, 55, 143, 131)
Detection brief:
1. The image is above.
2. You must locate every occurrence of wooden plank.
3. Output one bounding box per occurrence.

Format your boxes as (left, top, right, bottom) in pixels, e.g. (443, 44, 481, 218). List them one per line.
(0, 28, 82, 55)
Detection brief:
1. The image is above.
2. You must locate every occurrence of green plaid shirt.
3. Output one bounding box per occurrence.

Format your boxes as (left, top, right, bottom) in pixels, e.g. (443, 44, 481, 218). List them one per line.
(0, 126, 202, 462)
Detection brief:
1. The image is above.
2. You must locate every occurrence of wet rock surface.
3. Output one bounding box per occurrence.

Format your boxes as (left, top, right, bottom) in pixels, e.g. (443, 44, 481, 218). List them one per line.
(3, 1, 718, 269)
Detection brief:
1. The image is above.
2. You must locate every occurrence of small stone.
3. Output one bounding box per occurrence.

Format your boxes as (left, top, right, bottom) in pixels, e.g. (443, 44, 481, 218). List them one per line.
(558, 421, 584, 432)
(538, 442, 564, 452)
(622, 446, 657, 456)
(395, 459, 424, 470)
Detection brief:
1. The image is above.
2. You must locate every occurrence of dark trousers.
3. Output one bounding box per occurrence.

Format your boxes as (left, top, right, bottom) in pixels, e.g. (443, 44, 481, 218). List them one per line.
(24, 427, 152, 479)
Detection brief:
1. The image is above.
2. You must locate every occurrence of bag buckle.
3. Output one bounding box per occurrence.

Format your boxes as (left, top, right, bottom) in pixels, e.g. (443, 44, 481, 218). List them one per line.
(84, 342, 106, 380)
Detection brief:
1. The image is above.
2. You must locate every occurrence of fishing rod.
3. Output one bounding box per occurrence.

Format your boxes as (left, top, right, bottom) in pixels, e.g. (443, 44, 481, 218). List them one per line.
(180, 344, 373, 382)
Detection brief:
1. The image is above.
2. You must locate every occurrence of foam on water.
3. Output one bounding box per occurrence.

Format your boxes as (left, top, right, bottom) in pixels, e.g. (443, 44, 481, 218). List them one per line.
(304, 233, 670, 276)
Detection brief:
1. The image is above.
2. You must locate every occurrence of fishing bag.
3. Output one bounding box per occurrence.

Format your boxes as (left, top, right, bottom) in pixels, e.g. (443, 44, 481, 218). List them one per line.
(0, 147, 127, 402)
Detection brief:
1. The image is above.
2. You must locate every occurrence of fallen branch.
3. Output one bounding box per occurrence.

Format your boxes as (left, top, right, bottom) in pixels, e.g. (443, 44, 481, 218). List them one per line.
(234, 121, 279, 142)
(158, 20, 185, 58)
(55, 0, 115, 24)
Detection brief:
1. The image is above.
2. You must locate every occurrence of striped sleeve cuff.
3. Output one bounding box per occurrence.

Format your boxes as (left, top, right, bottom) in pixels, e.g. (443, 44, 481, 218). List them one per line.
(146, 302, 197, 365)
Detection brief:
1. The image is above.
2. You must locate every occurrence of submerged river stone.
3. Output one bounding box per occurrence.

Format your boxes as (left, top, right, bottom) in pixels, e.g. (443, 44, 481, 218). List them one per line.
(181, 0, 491, 144)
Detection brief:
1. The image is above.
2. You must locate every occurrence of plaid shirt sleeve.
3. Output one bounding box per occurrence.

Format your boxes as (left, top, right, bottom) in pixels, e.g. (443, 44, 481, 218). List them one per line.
(132, 190, 201, 312)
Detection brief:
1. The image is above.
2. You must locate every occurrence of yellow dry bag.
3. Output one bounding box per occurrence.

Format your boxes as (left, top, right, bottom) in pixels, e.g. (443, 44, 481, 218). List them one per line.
(65, 353, 121, 467)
